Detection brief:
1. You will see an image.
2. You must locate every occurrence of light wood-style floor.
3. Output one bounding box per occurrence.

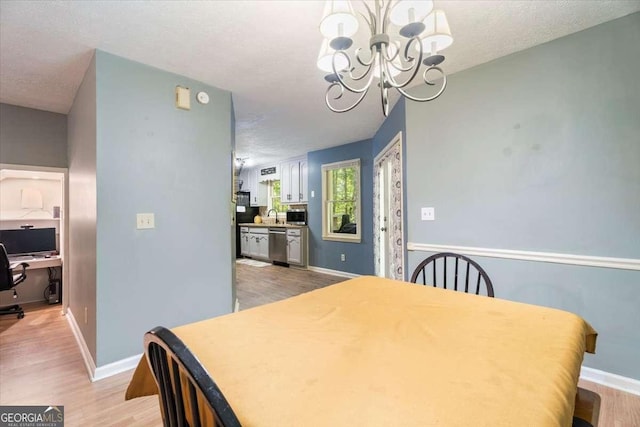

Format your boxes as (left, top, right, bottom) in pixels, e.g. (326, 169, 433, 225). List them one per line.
(1, 263, 638, 426)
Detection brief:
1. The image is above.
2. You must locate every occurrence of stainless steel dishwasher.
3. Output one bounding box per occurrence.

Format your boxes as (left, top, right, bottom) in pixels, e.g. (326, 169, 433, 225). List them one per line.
(268, 228, 287, 263)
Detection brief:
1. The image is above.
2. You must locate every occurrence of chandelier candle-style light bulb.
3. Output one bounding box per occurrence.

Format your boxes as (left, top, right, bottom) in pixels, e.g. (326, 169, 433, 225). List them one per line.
(318, 0, 453, 116)
(420, 9, 453, 65)
(389, 0, 433, 26)
(321, 0, 360, 50)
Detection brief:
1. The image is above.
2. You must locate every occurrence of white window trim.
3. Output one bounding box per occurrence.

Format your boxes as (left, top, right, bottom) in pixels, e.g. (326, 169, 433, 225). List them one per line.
(321, 158, 361, 243)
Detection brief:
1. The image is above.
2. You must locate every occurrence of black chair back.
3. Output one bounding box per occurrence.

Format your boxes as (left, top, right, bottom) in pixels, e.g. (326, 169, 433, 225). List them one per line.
(144, 326, 241, 427)
(410, 252, 494, 297)
(0, 244, 13, 291)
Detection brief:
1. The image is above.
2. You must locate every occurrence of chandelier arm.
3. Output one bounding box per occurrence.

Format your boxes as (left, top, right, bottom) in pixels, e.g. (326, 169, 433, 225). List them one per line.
(326, 83, 371, 113)
(333, 52, 376, 94)
(355, 47, 375, 67)
(381, 0, 398, 35)
(384, 38, 424, 88)
(358, 3, 376, 34)
(394, 67, 448, 102)
(333, 51, 368, 90)
(381, 41, 400, 62)
(402, 36, 420, 64)
(348, 61, 375, 82)
(380, 77, 389, 117)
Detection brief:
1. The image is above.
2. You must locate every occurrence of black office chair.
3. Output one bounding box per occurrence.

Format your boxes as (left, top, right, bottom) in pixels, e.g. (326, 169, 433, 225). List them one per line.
(410, 252, 495, 297)
(0, 243, 29, 319)
(145, 326, 241, 427)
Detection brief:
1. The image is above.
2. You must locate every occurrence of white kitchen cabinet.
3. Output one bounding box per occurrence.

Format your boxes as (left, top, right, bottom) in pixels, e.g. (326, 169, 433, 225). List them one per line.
(249, 228, 269, 260)
(299, 160, 308, 203)
(280, 158, 308, 204)
(286, 228, 307, 266)
(247, 169, 268, 207)
(240, 227, 250, 256)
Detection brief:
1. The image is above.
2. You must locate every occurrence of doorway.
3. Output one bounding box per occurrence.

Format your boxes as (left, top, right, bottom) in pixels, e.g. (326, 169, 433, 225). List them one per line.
(0, 164, 68, 313)
(374, 132, 405, 280)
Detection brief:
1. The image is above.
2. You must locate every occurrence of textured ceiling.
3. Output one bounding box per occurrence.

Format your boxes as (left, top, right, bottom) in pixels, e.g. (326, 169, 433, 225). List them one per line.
(1, 1, 638, 165)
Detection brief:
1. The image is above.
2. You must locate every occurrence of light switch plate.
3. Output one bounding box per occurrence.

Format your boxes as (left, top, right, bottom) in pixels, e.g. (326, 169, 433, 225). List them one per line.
(137, 213, 155, 229)
(421, 207, 435, 221)
(175, 86, 190, 110)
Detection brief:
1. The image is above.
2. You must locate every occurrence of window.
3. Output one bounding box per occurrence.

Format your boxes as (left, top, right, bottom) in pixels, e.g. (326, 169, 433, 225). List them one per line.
(268, 180, 287, 214)
(322, 159, 361, 242)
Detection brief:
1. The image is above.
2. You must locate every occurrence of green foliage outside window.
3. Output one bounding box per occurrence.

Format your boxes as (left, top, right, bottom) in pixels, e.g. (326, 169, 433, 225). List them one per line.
(270, 180, 286, 213)
(328, 166, 357, 232)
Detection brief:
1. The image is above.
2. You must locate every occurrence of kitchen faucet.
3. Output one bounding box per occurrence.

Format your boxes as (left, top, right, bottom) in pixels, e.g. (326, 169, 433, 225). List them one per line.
(266, 208, 279, 224)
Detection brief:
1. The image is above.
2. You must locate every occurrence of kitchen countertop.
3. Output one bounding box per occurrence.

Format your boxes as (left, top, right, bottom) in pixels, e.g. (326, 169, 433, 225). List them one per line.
(238, 223, 307, 228)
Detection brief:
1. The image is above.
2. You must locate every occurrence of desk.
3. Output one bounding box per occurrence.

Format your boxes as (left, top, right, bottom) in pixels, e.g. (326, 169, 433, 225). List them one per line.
(127, 276, 597, 427)
(9, 255, 62, 270)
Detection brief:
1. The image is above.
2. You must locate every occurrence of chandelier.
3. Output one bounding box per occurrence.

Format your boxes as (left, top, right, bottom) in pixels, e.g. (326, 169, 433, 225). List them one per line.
(318, 0, 453, 116)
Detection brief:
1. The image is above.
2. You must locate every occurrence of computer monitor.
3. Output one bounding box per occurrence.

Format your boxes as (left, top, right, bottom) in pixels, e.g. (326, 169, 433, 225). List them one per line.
(0, 228, 57, 255)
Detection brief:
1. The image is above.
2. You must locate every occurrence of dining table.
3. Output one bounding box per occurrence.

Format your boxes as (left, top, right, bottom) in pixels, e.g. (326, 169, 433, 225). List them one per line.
(126, 275, 597, 426)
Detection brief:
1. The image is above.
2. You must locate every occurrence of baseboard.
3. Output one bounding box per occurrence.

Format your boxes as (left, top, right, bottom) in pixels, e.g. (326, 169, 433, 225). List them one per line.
(93, 353, 143, 382)
(580, 366, 640, 396)
(66, 308, 96, 381)
(307, 266, 361, 279)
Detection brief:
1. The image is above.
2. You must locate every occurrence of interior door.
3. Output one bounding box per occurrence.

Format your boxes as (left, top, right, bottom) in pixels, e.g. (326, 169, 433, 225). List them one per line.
(373, 133, 404, 280)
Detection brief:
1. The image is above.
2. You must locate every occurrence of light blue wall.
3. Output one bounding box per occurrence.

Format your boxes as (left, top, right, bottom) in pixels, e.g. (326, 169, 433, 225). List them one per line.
(0, 103, 68, 168)
(405, 14, 640, 379)
(67, 53, 98, 361)
(372, 99, 406, 156)
(95, 51, 234, 366)
(307, 139, 374, 274)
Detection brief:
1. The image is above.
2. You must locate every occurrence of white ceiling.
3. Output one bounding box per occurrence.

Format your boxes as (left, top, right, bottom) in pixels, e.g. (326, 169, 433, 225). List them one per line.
(1, 1, 638, 166)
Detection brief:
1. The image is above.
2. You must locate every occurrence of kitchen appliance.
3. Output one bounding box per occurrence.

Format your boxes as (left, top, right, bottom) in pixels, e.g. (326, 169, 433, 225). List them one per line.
(236, 191, 250, 207)
(286, 209, 307, 225)
(268, 228, 287, 264)
(235, 192, 259, 258)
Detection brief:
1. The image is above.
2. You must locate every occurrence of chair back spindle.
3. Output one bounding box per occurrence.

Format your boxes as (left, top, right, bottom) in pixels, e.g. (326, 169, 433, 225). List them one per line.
(410, 252, 494, 297)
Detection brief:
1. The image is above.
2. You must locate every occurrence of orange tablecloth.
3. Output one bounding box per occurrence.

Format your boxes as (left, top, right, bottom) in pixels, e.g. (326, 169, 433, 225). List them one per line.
(127, 276, 597, 426)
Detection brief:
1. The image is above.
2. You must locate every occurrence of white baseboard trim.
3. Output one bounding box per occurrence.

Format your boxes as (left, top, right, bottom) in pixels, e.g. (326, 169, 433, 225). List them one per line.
(307, 266, 361, 279)
(66, 308, 96, 381)
(93, 353, 143, 382)
(67, 308, 142, 382)
(407, 243, 640, 271)
(580, 366, 640, 396)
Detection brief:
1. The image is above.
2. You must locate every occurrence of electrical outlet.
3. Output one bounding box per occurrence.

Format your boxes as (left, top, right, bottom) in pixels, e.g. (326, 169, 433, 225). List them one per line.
(137, 213, 155, 229)
(340, 254, 346, 262)
(421, 207, 435, 221)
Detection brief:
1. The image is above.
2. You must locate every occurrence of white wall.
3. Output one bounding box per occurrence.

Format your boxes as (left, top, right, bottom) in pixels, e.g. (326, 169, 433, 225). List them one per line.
(0, 177, 62, 220)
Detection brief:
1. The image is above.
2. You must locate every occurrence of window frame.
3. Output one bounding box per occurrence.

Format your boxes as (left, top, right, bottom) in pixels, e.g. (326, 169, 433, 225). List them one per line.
(321, 158, 361, 243)
(266, 180, 287, 222)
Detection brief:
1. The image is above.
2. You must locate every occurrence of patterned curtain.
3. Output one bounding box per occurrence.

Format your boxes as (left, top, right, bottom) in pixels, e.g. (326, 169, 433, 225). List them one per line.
(373, 139, 404, 280)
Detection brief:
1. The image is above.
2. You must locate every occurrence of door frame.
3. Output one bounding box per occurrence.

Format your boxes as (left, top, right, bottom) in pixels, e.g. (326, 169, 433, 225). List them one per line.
(373, 131, 405, 280)
(0, 163, 69, 314)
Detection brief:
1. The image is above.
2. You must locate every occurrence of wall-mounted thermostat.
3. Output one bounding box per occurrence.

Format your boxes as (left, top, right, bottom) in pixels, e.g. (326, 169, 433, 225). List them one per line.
(196, 91, 210, 104)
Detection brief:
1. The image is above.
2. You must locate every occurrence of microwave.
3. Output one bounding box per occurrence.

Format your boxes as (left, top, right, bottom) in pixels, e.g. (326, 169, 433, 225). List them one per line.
(286, 209, 307, 225)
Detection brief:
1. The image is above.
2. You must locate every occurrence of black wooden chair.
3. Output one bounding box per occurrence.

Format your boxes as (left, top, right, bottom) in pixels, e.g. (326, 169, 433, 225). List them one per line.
(144, 326, 241, 427)
(0, 243, 29, 319)
(409, 252, 494, 297)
